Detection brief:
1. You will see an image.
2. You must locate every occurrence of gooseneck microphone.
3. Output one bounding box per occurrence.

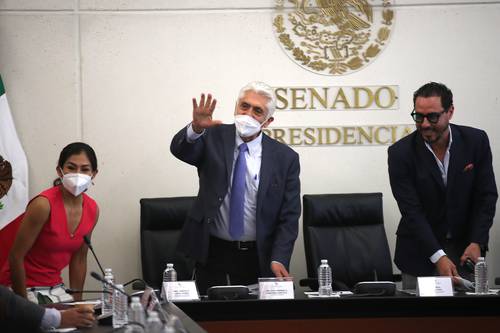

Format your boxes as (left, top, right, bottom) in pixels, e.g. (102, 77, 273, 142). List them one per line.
(83, 235, 105, 276)
(65, 288, 111, 295)
(90, 271, 131, 301)
(124, 278, 147, 291)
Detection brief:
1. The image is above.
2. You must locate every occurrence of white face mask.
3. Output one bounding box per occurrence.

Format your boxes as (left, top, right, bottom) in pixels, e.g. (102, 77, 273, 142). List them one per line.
(234, 115, 264, 138)
(60, 171, 92, 197)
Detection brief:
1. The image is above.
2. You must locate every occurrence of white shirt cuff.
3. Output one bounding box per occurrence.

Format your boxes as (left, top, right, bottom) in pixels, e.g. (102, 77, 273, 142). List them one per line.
(186, 123, 205, 142)
(271, 260, 284, 268)
(41, 307, 61, 330)
(430, 249, 446, 264)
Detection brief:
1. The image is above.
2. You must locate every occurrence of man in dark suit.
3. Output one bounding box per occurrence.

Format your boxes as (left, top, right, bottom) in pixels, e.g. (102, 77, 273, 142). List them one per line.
(0, 285, 95, 332)
(171, 81, 300, 293)
(388, 82, 497, 289)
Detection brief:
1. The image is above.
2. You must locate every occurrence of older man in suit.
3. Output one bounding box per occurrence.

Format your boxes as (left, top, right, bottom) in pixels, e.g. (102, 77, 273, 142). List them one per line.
(0, 285, 94, 332)
(171, 81, 300, 294)
(388, 82, 497, 289)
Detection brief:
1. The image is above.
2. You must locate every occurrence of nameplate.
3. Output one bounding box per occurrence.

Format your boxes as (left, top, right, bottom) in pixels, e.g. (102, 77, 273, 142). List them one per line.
(162, 281, 200, 301)
(417, 276, 453, 297)
(258, 277, 294, 300)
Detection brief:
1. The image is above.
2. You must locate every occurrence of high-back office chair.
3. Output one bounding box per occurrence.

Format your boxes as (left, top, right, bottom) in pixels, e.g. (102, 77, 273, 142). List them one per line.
(140, 196, 195, 289)
(301, 193, 398, 290)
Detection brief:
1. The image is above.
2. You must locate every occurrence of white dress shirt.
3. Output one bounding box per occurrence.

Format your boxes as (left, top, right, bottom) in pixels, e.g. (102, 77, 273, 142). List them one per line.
(186, 123, 261, 241)
(424, 126, 453, 264)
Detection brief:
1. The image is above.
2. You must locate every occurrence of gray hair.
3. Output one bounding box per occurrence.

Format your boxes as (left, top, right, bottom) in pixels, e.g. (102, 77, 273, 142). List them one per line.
(237, 81, 276, 119)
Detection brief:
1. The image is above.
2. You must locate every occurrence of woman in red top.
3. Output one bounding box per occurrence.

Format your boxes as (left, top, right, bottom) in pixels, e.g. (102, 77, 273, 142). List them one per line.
(1, 142, 99, 302)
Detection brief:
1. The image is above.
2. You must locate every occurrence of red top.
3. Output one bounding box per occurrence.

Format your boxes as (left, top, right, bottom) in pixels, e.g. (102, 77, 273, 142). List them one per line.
(0, 186, 98, 287)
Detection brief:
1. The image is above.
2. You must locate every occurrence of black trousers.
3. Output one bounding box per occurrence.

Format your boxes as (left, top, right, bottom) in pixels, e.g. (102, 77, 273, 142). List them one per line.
(195, 236, 260, 295)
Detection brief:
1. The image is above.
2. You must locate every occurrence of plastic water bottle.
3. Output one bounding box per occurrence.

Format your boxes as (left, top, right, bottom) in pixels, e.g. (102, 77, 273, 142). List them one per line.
(146, 310, 164, 333)
(112, 284, 128, 328)
(163, 263, 177, 282)
(318, 259, 333, 297)
(474, 257, 488, 294)
(163, 263, 177, 301)
(163, 314, 183, 333)
(162, 323, 176, 333)
(101, 268, 114, 316)
(128, 296, 146, 329)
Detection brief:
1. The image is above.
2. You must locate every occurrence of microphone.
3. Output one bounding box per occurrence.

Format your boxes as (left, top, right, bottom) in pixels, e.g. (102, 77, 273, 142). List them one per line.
(84, 235, 105, 276)
(90, 271, 130, 301)
(123, 278, 147, 291)
(65, 288, 111, 295)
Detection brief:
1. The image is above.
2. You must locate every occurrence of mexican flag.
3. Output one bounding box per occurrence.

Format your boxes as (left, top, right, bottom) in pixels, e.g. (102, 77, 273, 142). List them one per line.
(0, 74, 28, 231)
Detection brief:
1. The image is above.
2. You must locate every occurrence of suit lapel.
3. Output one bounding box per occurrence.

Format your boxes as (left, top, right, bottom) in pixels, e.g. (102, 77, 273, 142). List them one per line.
(256, 134, 276, 216)
(415, 133, 446, 191)
(223, 125, 236, 184)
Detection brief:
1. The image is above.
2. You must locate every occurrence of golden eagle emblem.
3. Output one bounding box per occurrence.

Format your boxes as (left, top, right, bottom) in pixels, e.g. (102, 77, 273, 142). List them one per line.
(0, 155, 13, 202)
(273, 0, 394, 75)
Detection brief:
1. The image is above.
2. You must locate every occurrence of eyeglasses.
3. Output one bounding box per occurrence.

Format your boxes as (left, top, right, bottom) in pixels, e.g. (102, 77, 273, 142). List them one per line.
(410, 109, 447, 124)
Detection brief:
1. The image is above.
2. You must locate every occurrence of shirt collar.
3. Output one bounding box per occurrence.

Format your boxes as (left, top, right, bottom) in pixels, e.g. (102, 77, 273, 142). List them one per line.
(235, 131, 263, 156)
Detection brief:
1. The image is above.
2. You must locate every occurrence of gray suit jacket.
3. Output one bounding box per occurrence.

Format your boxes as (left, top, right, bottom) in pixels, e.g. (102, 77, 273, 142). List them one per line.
(0, 285, 45, 333)
(170, 124, 300, 277)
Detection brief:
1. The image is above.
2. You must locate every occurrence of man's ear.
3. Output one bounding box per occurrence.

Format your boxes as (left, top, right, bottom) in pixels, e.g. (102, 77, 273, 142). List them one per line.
(447, 106, 454, 121)
(262, 117, 274, 128)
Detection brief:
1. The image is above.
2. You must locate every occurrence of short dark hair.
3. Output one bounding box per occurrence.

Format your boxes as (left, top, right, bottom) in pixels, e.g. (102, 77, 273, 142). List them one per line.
(57, 142, 98, 171)
(413, 82, 453, 111)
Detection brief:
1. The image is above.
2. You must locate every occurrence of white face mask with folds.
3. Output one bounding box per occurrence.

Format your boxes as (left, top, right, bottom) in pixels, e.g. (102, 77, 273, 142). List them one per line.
(234, 114, 264, 138)
(60, 169, 92, 197)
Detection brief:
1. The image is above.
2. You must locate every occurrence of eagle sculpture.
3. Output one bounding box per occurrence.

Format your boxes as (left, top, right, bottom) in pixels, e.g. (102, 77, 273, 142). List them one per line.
(293, 0, 373, 31)
(316, 0, 373, 30)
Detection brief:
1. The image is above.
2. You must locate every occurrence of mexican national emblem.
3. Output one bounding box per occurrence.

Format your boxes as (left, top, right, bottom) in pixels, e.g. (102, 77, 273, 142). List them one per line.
(0, 155, 13, 202)
(273, 0, 395, 75)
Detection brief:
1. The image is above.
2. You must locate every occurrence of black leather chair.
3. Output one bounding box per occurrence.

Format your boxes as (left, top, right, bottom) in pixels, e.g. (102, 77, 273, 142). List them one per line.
(301, 193, 399, 290)
(140, 197, 196, 289)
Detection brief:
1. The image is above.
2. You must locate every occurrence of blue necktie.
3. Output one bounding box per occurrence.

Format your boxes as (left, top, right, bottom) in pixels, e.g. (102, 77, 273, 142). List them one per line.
(229, 143, 248, 240)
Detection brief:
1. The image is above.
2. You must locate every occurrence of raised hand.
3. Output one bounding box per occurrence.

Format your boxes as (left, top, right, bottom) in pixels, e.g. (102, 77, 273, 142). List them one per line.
(192, 93, 222, 133)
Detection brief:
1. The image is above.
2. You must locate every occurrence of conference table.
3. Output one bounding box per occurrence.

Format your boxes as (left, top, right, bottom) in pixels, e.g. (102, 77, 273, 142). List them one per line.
(176, 291, 500, 333)
(84, 291, 500, 333)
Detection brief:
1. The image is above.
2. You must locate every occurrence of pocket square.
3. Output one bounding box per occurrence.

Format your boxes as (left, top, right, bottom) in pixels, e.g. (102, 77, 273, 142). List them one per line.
(463, 163, 474, 172)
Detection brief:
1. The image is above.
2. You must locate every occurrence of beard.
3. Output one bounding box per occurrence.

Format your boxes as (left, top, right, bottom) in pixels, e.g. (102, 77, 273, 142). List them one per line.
(419, 126, 447, 145)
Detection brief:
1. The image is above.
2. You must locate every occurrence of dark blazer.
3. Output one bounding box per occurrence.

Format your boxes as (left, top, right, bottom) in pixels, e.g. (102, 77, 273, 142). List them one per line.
(0, 286, 45, 333)
(170, 124, 300, 277)
(388, 124, 497, 276)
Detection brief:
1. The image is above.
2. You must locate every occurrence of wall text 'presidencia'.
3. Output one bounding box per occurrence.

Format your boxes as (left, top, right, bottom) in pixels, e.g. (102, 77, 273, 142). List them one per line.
(263, 125, 414, 146)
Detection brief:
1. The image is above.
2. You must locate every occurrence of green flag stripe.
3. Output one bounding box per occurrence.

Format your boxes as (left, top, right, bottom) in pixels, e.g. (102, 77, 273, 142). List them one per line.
(0, 75, 4, 96)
